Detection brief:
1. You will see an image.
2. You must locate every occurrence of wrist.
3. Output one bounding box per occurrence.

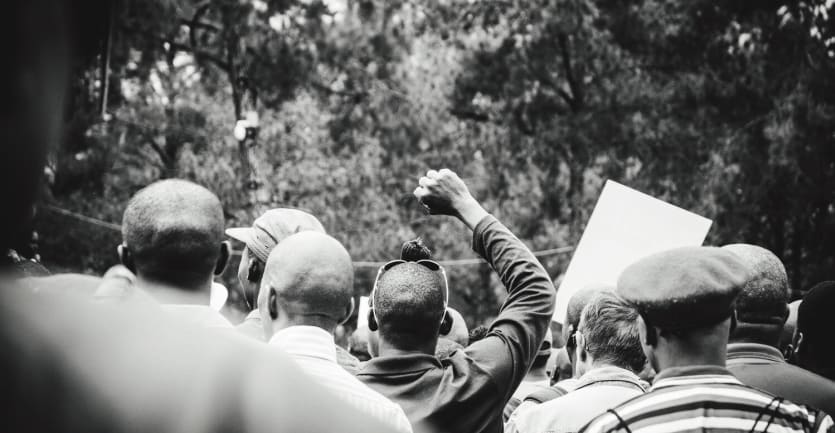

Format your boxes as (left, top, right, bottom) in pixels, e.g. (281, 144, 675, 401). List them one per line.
(455, 197, 488, 230)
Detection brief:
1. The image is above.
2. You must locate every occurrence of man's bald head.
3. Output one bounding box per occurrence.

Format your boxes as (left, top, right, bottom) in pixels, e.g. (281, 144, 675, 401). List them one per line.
(261, 232, 354, 324)
(121, 179, 225, 289)
(373, 262, 446, 349)
(722, 244, 789, 329)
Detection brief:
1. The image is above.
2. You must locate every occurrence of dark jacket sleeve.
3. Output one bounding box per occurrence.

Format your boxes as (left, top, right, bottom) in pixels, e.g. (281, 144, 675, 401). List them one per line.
(463, 214, 556, 404)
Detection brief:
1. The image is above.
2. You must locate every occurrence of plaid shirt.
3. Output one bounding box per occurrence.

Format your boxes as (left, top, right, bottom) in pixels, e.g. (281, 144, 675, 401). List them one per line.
(580, 365, 834, 433)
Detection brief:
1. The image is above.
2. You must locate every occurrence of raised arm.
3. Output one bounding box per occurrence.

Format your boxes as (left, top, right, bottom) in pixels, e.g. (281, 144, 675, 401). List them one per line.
(414, 169, 556, 403)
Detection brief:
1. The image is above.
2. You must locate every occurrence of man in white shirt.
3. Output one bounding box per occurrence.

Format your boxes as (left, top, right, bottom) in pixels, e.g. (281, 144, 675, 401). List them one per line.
(259, 231, 412, 433)
(506, 291, 648, 433)
(115, 179, 234, 329)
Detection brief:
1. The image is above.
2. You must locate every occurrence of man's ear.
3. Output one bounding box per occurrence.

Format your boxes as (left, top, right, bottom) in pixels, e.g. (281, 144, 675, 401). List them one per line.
(268, 288, 279, 320)
(117, 244, 135, 273)
(368, 307, 378, 331)
(793, 331, 804, 355)
(338, 297, 355, 325)
(215, 241, 230, 276)
(439, 309, 453, 336)
(575, 332, 587, 361)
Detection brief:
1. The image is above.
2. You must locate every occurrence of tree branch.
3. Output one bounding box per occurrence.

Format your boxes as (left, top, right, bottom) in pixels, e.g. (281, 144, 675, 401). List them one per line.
(558, 33, 583, 112)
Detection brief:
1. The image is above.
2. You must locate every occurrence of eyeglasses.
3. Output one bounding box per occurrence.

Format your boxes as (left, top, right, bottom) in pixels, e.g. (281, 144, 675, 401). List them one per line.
(371, 259, 449, 307)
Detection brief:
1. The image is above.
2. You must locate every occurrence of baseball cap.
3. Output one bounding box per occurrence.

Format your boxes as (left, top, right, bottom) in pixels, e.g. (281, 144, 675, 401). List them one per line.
(225, 208, 326, 262)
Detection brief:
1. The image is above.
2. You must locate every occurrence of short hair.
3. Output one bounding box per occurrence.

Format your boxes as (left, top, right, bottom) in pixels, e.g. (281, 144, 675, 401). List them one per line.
(722, 244, 789, 324)
(400, 238, 432, 262)
(373, 262, 446, 347)
(578, 291, 646, 373)
(262, 232, 354, 321)
(468, 325, 490, 344)
(122, 179, 224, 289)
(565, 283, 612, 338)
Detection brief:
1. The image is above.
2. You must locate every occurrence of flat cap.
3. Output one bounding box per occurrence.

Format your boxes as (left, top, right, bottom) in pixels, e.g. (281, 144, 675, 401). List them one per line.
(616, 246, 750, 330)
(226, 208, 325, 262)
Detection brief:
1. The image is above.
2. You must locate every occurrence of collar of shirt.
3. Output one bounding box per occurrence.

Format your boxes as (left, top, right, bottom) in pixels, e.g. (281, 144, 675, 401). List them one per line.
(357, 353, 442, 376)
(726, 342, 785, 364)
(268, 326, 337, 363)
(574, 366, 647, 391)
(651, 365, 743, 391)
(245, 309, 261, 322)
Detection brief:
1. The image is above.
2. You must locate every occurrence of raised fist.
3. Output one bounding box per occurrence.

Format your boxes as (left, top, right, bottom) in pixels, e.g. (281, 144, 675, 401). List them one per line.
(413, 169, 474, 217)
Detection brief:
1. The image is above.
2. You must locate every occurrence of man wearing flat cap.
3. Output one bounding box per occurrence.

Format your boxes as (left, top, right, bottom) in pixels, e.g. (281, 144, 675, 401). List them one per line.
(581, 247, 833, 433)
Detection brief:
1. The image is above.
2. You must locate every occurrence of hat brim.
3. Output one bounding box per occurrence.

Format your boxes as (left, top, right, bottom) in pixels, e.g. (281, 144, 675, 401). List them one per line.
(225, 227, 255, 246)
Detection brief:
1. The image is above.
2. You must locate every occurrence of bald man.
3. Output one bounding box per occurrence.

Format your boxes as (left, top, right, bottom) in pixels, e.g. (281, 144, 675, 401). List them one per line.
(117, 179, 232, 328)
(723, 244, 835, 415)
(258, 232, 412, 433)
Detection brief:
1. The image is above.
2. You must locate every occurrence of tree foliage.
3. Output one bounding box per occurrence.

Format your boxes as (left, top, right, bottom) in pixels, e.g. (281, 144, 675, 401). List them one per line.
(37, 0, 835, 324)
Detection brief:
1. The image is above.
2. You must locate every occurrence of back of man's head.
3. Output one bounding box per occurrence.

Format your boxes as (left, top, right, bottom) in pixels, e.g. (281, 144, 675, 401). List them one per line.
(121, 179, 224, 290)
(565, 283, 612, 339)
(578, 291, 646, 373)
(261, 231, 354, 331)
(796, 281, 835, 378)
(722, 244, 789, 346)
(373, 262, 446, 349)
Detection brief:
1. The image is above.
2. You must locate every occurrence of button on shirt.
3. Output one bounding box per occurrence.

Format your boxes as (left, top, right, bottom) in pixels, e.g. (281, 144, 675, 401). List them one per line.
(507, 366, 646, 433)
(579, 365, 834, 433)
(268, 326, 412, 433)
(727, 342, 835, 417)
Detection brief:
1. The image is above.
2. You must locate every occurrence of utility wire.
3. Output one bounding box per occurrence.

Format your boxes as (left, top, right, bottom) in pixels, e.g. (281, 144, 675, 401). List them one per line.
(41, 204, 574, 267)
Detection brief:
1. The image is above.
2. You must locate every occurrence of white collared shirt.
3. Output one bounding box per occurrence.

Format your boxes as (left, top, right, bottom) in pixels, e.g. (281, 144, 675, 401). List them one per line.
(269, 326, 412, 433)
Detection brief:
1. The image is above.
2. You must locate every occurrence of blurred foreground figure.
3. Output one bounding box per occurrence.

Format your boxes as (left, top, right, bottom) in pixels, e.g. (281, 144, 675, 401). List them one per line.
(0, 3, 393, 432)
(723, 244, 835, 415)
(226, 208, 326, 341)
(508, 291, 648, 433)
(356, 169, 556, 433)
(117, 179, 232, 328)
(580, 247, 833, 433)
(258, 232, 412, 433)
(794, 281, 835, 382)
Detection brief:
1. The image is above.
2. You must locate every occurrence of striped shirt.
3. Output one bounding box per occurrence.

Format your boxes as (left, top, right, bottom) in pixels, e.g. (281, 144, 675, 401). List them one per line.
(580, 365, 834, 433)
(269, 326, 412, 433)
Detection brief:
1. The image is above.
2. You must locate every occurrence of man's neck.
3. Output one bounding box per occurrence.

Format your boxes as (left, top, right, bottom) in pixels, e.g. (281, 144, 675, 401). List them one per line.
(136, 277, 211, 305)
(655, 343, 727, 371)
(378, 337, 438, 357)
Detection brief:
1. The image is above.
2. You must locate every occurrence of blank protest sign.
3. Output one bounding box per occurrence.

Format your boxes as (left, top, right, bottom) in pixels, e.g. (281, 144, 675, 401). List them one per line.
(552, 180, 712, 324)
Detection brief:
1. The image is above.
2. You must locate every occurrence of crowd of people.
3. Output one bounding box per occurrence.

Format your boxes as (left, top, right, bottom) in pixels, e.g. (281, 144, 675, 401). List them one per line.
(2, 3, 834, 432)
(6, 169, 835, 433)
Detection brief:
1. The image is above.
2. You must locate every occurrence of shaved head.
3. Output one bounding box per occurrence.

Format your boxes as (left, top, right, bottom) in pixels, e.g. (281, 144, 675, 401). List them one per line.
(122, 179, 224, 289)
(722, 244, 789, 325)
(373, 262, 446, 348)
(261, 231, 354, 323)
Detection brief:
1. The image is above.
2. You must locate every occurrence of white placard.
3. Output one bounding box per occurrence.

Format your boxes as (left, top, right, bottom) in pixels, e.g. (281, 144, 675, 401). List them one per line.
(553, 180, 712, 323)
(357, 296, 370, 328)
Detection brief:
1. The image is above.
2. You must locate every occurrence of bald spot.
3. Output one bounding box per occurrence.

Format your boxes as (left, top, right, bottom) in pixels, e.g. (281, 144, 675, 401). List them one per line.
(262, 232, 354, 320)
(722, 243, 788, 324)
(122, 179, 224, 288)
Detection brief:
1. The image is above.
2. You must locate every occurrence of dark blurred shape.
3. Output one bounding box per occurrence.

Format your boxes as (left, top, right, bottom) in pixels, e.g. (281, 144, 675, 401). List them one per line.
(796, 281, 835, 382)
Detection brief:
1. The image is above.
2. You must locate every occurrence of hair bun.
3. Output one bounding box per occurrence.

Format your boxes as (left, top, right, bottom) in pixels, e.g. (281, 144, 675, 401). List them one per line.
(400, 238, 432, 262)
